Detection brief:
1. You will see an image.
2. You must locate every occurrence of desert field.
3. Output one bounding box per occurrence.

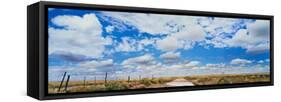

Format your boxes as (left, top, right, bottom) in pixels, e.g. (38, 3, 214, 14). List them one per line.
(48, 73, 270, 94)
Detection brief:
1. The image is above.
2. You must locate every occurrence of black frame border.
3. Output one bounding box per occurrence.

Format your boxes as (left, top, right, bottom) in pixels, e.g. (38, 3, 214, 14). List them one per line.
(39, 1, 274, 100)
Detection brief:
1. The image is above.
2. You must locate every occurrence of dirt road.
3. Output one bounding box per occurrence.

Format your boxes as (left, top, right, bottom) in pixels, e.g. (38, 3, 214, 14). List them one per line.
(166, 78, 194, 87)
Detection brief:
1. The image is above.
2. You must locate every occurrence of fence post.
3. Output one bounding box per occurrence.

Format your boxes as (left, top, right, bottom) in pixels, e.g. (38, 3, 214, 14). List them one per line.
(139, 75, 141, 80)
(83, 76, 86, 87)
(58, 72, 66, 92)
(94, 76, 96, 85)
(128, 76, 130, 83)
(64, 75, 70, 92)
(104, 72, 108, 84)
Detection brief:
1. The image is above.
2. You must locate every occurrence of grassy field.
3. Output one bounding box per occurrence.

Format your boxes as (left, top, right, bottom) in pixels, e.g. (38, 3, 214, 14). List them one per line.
(184, 73, 270, 85)
(48, 73, 270, 94)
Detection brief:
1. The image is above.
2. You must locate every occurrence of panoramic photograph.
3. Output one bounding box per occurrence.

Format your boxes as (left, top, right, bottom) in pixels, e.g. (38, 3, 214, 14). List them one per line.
(48, 8, 270, 94)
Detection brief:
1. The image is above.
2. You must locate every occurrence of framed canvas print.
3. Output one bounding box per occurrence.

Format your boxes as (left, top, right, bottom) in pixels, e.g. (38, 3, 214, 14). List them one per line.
(27, 1, 274, 100)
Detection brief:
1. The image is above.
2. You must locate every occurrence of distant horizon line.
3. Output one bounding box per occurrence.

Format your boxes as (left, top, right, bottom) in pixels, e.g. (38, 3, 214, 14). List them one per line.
(48, 72, 270, 82)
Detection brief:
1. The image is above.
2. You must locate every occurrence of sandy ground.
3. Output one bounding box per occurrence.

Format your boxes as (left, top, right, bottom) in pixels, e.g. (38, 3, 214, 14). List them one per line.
(166, 78, 194, 86)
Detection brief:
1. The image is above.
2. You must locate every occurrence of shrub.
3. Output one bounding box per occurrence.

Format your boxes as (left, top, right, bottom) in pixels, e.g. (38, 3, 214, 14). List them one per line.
(141, 78, 153, 86)
(105, 82, 128, 90)
(217, 77, 232, 84)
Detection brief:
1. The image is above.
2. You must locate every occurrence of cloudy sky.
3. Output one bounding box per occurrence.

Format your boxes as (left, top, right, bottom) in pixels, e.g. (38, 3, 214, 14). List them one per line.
(48, 8, 270, 81)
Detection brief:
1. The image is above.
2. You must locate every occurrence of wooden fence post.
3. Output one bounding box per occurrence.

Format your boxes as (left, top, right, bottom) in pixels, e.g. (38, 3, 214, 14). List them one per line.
(94, 76, 96, 85)
(64, 75, 70, 92)
(58, 72, 66, 92)
(83, 76, 86, 87)
(127, 76, 130, 83)
(139, 75, 141, 80)
(104, 72, 108, 84)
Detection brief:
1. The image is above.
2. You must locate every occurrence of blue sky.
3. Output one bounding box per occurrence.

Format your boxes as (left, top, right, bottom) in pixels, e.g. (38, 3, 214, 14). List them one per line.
(48, 8, 270, 81)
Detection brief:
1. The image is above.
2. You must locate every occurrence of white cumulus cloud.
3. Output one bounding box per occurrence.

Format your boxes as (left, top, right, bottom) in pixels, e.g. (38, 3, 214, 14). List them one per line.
(100, 11, 206, 52)
(105, 25, 115, 33)
(49, 13, 112, 58)
(160, 52, 180, 60)
(206, 63, 226, 68)
(122, 54, 155, 65)
(225, 28, 269, 54)
(156, 36, 183, 51)
(115, 37, 144, 52)
(156, 24, 205, 51)
(185, 61, 201, 67)
(80, 59, 114, 69)
(230, 58, 252, 65)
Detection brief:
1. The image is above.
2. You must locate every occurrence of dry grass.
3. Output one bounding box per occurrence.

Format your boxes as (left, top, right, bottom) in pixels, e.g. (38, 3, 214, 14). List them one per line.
(48, 73, 270, 94)
(184, 73, 270, 85)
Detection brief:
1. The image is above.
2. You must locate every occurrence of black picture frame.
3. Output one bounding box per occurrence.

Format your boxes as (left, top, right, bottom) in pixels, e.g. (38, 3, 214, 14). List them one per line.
(27, 1, 274, 100)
